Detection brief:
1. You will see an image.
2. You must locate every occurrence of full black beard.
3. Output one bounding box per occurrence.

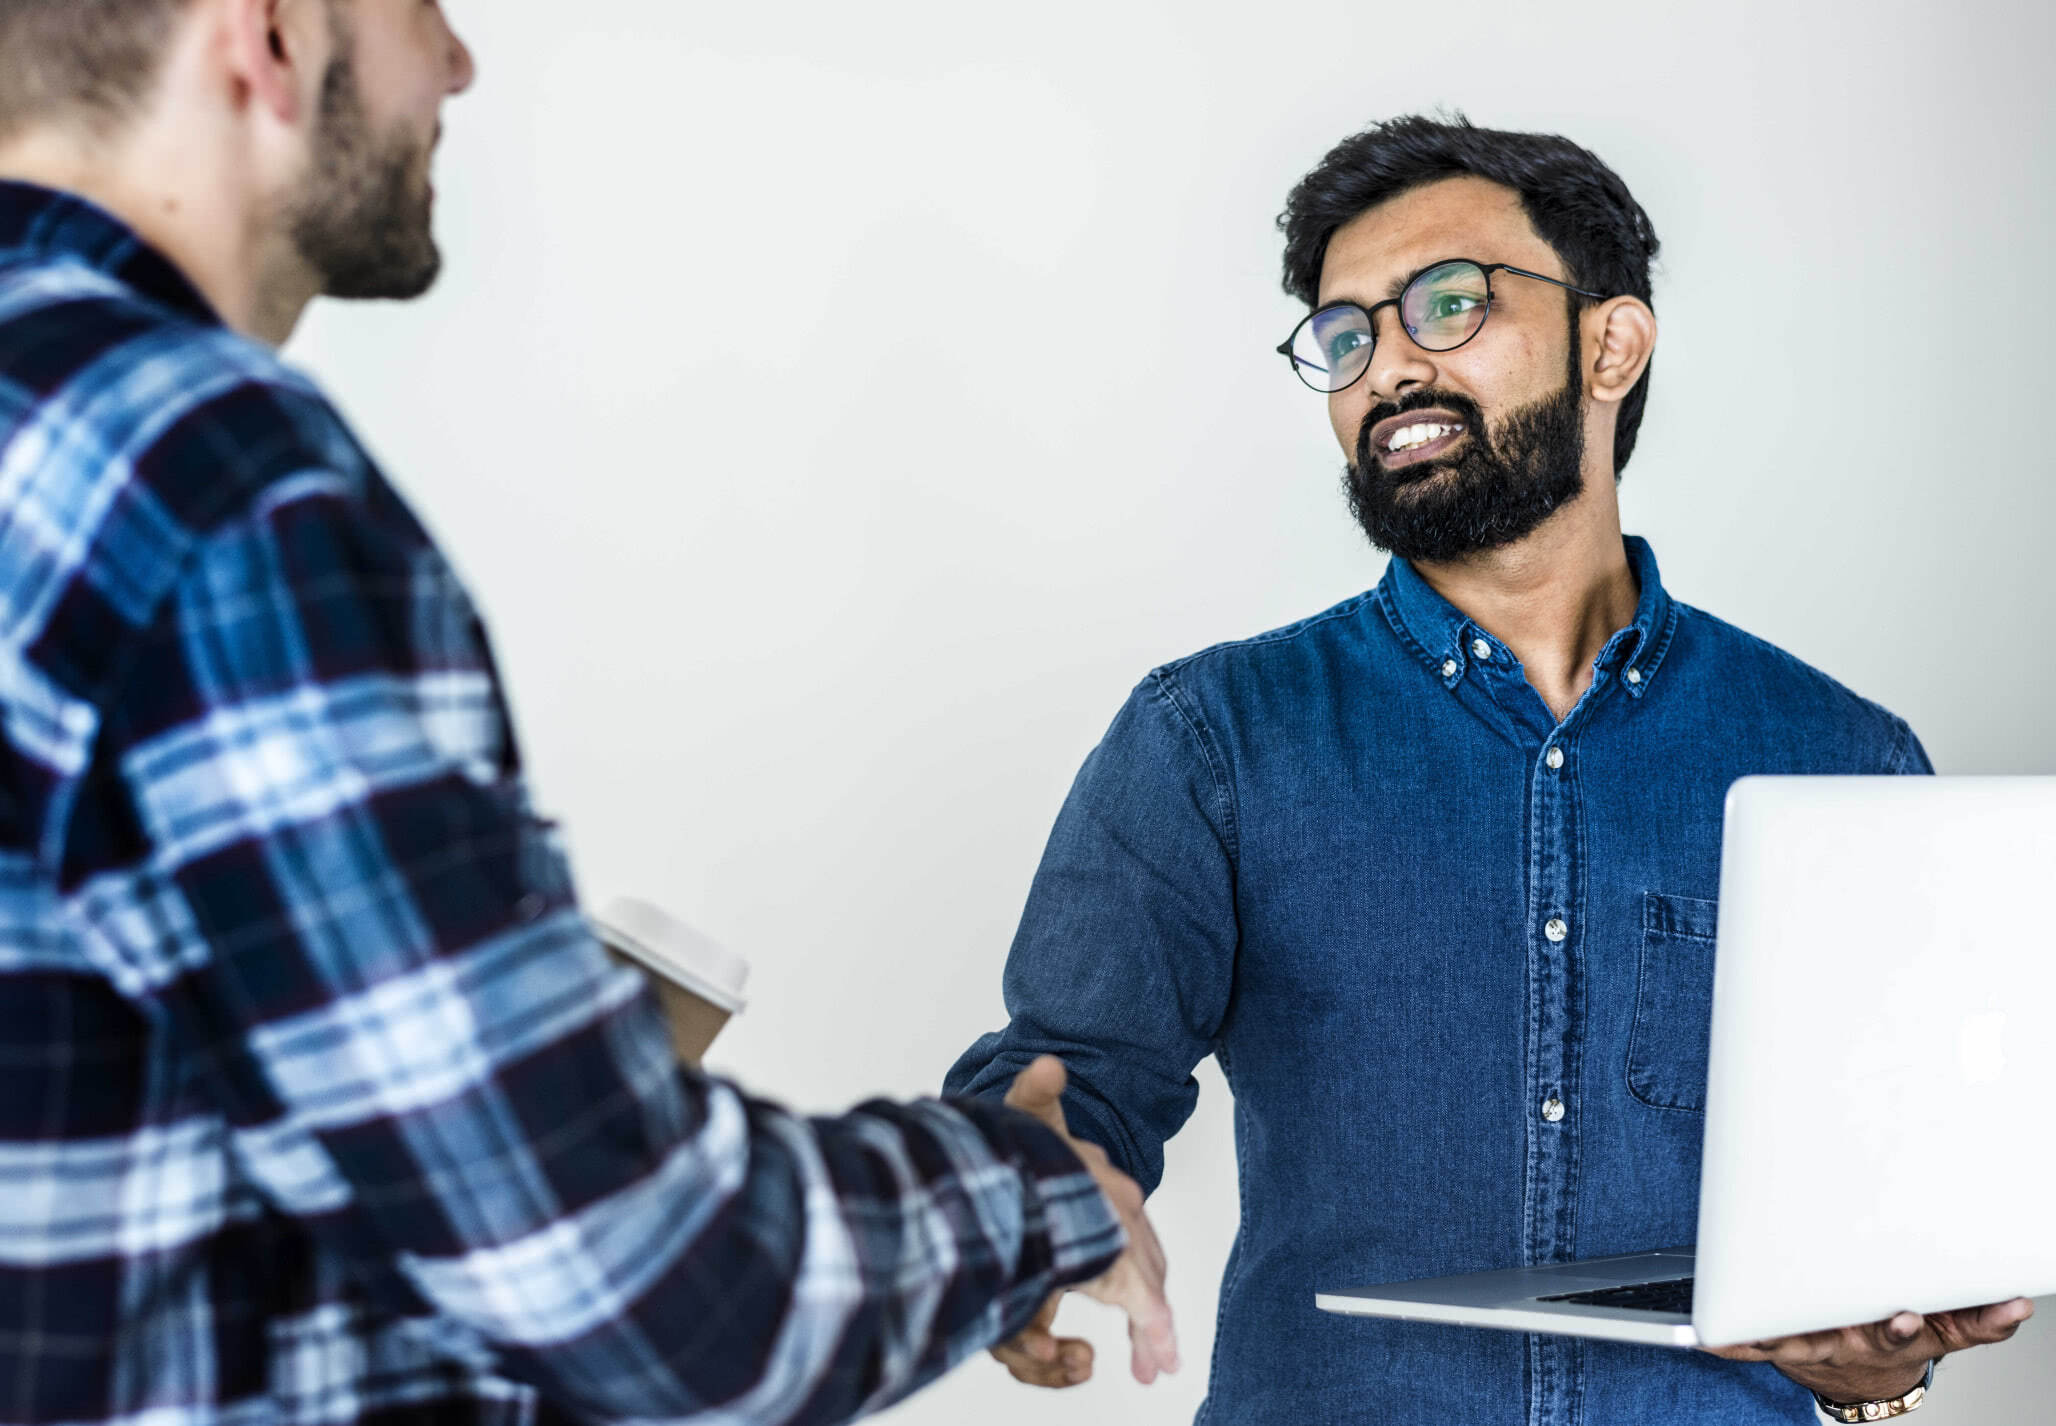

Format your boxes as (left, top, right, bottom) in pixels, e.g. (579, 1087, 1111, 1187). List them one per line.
(287, 42, 442, 301)
(1343, 336, 1588, 564)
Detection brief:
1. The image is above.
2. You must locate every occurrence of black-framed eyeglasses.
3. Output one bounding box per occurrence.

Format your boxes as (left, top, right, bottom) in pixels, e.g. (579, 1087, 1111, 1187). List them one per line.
(1277, 258, 1607, 394)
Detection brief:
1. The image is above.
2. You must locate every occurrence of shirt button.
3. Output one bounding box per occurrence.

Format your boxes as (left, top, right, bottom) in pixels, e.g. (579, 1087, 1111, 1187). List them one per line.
(1471, 638, 1493, 661)
(516, 893, 546, 922)
(1624, 667, 1642, 685)
(1441, 658, 1459, 678)
(1544, 917, 1568, 942)
(1541, 1096, 1566, 1123)
(1545, 747, 1565, 770)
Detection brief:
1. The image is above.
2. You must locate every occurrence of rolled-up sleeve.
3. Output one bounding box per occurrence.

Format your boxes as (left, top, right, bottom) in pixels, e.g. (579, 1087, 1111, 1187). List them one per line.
(946, 672, 1240, 1196)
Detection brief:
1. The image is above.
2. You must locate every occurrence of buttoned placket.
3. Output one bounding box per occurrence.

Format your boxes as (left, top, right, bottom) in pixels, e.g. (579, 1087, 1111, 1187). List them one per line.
(1439, 625, 1644, 1426)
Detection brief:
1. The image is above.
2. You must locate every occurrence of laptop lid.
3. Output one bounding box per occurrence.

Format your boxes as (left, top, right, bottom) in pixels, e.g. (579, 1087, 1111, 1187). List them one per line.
(1692, 776, 2056, 1346)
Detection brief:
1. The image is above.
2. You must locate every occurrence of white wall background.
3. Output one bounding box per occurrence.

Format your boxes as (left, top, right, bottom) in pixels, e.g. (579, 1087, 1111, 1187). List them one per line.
(287, 0, 2055, 1420)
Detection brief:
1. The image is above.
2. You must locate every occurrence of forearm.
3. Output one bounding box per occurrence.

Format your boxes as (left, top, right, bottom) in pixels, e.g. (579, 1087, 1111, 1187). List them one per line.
(438, 1074, 1124, 1424)
(945, 674, 1239, 1198)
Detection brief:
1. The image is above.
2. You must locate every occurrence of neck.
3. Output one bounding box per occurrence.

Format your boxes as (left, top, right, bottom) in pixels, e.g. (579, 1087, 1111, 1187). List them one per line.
(0, 100, 318, 345)
(1410, 474, 1638, 723)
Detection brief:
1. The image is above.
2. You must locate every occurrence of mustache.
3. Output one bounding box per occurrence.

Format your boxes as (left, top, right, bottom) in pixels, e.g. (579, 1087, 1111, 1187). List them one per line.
(1354, 390, 1488, 469)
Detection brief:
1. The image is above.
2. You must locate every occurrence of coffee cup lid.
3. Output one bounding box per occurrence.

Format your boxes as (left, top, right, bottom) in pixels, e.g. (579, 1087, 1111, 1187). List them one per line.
(590, 896, 749, 1014)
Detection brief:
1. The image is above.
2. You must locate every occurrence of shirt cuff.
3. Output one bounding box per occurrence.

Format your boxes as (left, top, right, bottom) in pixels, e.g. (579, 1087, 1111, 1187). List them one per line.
(946, 1097, 1127, 1295)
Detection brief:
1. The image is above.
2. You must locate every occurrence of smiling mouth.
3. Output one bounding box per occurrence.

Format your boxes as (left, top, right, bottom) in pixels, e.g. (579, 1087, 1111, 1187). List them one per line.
(1376, 420, 1468, 472)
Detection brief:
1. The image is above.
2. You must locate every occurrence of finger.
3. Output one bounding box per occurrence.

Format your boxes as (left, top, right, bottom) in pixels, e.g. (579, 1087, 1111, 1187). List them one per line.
(994, 1291, 1071, 1371)
(1104, 1249, 1174, 1339)
(1981, 1298, 2036, 1336)
(1819, 1312, 1926, 1362)
(1086, 1259, 1176, 1381)
(1124, 1282, 1180, 1380)
(1933, 1298, 2036, 1349)
(995, 1352, 1075, 1388)
(991, 1337, 1088, 1389)
(1060, 1337, 1095, 1385)
(1016, 1323, 1060, 1364)
(1003, 1056, 1072, 1136)
(1025, 1291, 1062, 1353)
(1076, 1225, 1178, 1380)
(1127, 1297, 1181, 1382)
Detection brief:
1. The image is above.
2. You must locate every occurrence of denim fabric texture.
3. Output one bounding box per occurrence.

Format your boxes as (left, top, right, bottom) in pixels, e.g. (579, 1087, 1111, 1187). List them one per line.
(948, 536, 1930, 1426)
(0, 180, 1121, 1426)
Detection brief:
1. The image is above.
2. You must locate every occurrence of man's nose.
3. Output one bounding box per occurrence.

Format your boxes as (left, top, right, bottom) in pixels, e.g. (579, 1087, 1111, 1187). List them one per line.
(445, 22, 478, 96)
(1361, 307, 1435, 404)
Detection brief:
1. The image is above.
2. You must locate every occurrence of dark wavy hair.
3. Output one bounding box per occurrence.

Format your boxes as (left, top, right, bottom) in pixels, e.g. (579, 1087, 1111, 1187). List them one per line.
(1279, 113, 1660, 475)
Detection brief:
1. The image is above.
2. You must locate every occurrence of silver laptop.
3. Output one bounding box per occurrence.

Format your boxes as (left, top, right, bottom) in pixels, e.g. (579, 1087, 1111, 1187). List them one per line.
(1317, 775, 2056, 1348)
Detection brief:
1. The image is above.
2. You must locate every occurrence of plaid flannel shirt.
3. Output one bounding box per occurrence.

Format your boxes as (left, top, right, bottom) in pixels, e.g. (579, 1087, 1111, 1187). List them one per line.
(0, 181, 1121, 1426)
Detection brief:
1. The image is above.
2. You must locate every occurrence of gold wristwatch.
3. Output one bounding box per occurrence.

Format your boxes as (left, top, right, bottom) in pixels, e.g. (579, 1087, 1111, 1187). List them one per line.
(1813, 1361, 1933, 1422)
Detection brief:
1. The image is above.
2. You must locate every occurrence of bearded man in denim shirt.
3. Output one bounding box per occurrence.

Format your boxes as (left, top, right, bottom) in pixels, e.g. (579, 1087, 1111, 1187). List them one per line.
(946, 115, 2031, 1424)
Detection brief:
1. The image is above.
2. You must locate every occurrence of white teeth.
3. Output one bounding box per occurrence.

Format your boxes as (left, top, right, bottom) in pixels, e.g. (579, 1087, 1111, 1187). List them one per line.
(1385, 422, 1462, 453)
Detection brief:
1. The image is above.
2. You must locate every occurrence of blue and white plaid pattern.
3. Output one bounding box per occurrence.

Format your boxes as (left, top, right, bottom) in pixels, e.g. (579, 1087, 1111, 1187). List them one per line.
(0, 182, 1121, 1426)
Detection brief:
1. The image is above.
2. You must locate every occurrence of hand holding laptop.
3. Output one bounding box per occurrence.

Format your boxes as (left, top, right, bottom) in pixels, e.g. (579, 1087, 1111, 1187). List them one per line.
(1313, 777, 2056, 1419)
(1707, 1296, 2035, 1409)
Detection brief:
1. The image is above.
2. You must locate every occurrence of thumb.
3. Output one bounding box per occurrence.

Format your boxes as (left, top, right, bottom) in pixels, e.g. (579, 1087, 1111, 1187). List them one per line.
(1004, 1055, 1071, 1135)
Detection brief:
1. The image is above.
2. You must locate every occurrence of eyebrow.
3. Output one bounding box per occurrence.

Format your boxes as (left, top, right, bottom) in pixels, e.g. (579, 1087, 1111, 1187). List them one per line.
(1383, 261, 1432, 302)
(1321, 257, 1460, 312)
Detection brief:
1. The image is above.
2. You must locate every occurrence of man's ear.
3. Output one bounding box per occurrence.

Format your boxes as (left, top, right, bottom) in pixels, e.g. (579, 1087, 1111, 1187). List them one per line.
(1587, 297, 1657, 407)
(219, 0, 327, 126)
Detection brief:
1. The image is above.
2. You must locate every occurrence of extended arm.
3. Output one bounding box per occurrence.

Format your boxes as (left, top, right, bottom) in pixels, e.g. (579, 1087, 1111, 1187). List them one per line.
(945, 672, 1240, 1386)
(73, 477, 1127, 1424)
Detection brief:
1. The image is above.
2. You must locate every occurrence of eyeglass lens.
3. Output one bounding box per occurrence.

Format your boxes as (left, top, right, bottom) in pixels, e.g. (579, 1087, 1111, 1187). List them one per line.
(1287, 260, 1494, 393)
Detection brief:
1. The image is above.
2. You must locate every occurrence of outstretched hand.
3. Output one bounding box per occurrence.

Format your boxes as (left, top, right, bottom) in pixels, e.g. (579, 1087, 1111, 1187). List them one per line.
(1707, 1297, 2033, 1405)
(995, 1056, 1180, 1387)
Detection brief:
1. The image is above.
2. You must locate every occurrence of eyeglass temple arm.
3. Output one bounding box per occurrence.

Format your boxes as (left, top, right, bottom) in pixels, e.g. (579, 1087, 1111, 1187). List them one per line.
(1488, 264, 1608, 300)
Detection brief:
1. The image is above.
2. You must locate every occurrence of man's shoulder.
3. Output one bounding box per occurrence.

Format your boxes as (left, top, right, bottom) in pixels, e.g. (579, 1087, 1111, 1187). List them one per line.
(0, 253, 368, 537)
(1150, 587, 1387, 691)
(0, 257, 392, 715)
(1669, 599, 1915, 748)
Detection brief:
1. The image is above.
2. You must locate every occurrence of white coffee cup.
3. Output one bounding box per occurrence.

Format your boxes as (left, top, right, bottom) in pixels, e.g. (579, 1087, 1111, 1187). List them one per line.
(590, 896, 748, 1067)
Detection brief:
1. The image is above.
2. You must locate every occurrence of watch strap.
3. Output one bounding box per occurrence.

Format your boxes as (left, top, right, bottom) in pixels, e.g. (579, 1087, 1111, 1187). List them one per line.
(1813, 1360, 1935, 1422)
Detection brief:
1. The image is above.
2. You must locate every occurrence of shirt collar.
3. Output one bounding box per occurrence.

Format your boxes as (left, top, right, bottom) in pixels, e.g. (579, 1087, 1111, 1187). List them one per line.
(0, 180, 222, 327)
(1376, 534, 1678, 699)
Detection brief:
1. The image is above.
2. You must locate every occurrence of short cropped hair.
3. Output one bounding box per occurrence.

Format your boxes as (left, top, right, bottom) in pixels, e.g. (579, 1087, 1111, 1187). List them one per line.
(0, 0, 193, 141)
(1279, 114, 1661, 475)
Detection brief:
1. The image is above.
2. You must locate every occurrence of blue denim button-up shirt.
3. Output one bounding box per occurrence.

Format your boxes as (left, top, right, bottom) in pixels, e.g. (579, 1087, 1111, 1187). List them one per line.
(947, 537, 1929, 1425)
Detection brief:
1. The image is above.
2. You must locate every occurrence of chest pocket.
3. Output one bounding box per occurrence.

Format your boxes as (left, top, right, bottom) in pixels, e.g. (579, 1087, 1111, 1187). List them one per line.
(1626, 891, 1719, 1111)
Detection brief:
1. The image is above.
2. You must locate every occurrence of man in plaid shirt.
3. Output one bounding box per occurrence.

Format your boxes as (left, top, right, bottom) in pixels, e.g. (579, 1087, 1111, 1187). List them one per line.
(0, 2, 1178, 1422)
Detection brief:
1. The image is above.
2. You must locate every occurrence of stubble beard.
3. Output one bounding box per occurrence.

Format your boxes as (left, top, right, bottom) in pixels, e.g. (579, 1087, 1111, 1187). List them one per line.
(287, 42, 442, 301)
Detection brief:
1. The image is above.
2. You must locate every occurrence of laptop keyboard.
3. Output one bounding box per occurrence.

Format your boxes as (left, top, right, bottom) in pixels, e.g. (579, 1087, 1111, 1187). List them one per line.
(1539, 1276, 1695, 1314)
